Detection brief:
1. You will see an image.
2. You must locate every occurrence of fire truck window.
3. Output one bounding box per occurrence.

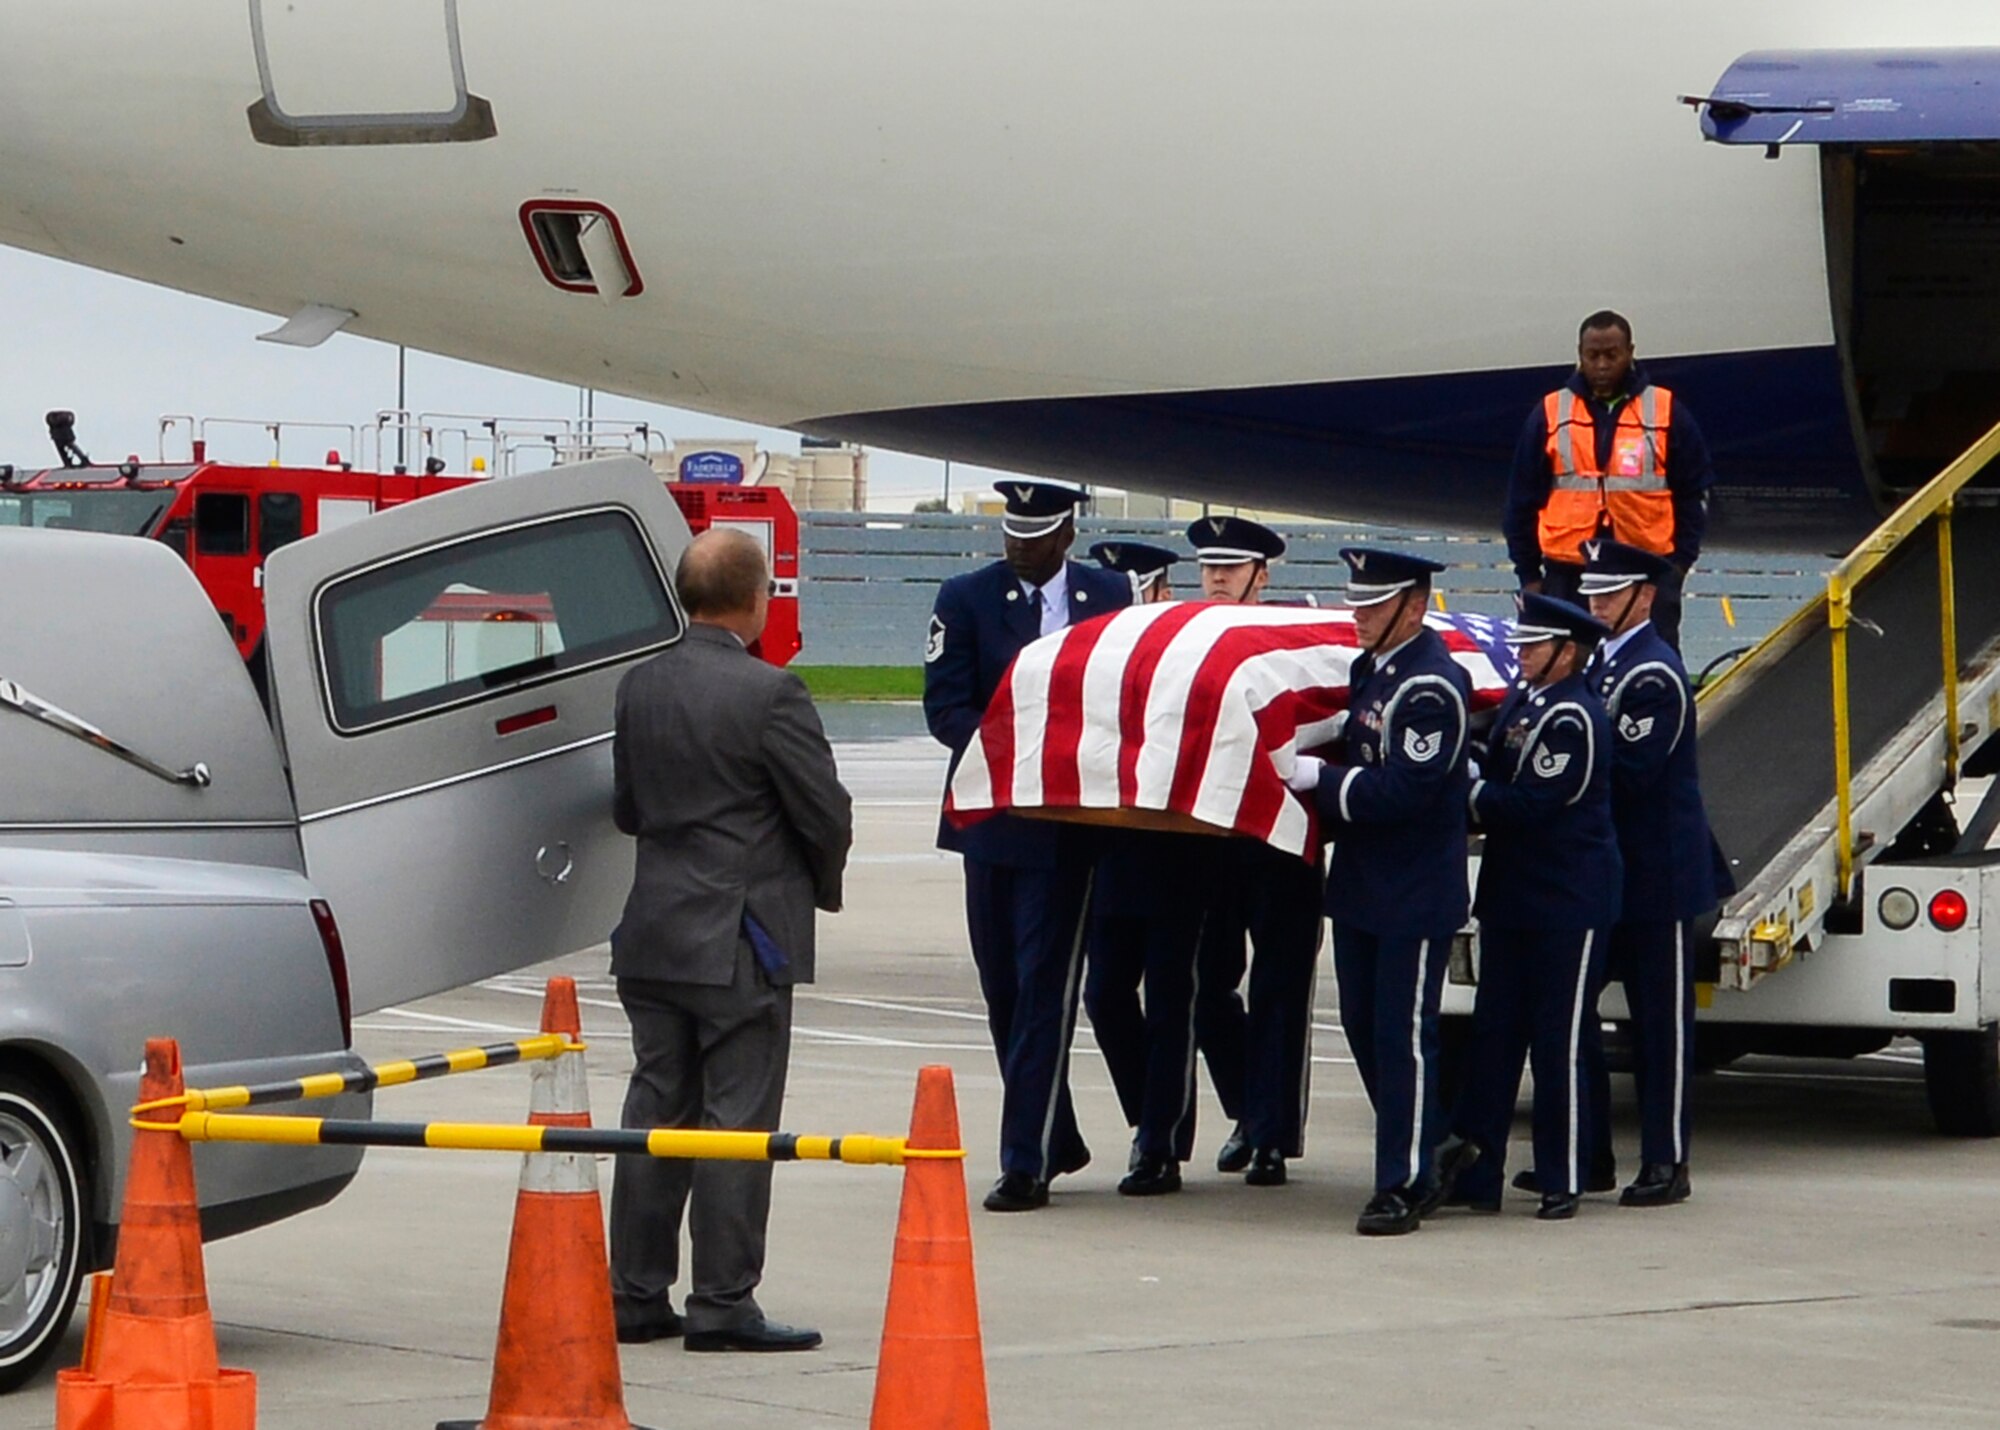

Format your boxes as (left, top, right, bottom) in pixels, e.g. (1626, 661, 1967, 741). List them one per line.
(160, 519, 192, 563)
(258, 492, 305, 556)
(316, 508, 680, 732)
(195, 493, 251, 556)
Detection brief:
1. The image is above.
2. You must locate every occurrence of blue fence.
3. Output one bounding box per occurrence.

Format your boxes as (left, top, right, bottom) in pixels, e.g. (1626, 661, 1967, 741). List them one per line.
(798, 513, 1829, 675)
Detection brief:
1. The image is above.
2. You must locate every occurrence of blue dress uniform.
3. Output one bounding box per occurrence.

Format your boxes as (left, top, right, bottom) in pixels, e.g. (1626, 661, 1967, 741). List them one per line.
(1313, 549, 1471, 1233)
(1452, 595, 1622, 1217)
(1185, 516, 1322, 1184)
(1076, 541, 1218, 1190)
(1578, 540, 1725, 1205)
(1087, 829, 1215, 1183)
(924, 481, 1132, 1204)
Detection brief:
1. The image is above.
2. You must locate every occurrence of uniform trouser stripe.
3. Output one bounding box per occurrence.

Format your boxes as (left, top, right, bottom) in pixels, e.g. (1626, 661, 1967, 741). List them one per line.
(1672, 923, 1687, 1164)
(1178, 911, 1208, 1140)
(1406, 939, 1431, 1187)
(1038, 870, 1094, 1179)
(1566, 930, 1596, 1196)
(1296, 956, 1319, 1157)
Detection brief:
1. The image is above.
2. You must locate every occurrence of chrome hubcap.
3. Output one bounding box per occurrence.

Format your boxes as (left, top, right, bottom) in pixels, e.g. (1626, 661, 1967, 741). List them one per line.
(0, 1112, 65, 1342)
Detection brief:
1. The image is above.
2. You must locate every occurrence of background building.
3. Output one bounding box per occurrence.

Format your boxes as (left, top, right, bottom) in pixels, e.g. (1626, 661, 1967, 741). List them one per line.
(653, 436, 867, 511)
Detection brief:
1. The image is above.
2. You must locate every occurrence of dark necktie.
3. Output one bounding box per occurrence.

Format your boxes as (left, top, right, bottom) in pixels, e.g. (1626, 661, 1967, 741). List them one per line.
(1029, 588, 1044, 630)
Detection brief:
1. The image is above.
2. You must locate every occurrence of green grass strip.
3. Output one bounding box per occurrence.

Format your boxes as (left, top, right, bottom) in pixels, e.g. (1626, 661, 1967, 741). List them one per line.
(790, 665, 926, 701)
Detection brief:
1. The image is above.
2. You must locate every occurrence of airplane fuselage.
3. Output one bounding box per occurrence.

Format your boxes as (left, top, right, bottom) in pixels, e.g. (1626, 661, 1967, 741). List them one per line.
(4, 2, 2000, 544)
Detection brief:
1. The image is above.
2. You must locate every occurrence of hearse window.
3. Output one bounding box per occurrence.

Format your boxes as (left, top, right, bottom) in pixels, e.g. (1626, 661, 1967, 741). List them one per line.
(258, 491, 305, 557)
(316, 508, 679, 732)
(195, 493, 251, 555)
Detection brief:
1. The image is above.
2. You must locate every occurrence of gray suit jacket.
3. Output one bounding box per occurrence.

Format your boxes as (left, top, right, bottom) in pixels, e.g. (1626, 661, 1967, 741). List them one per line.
(610, 623, 853, 986)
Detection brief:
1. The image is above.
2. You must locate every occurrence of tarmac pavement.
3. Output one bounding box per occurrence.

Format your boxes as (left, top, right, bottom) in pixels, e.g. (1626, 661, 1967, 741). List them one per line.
(9, 726, 2000, 1428)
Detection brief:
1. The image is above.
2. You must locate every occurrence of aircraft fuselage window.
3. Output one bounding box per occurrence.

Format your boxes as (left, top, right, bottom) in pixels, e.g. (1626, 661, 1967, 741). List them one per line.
(315, 508, 680, 733)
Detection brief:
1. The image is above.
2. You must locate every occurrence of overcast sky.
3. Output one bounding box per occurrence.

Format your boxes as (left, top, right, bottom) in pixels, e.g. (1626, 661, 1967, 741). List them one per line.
(0, 247, 1026, 508)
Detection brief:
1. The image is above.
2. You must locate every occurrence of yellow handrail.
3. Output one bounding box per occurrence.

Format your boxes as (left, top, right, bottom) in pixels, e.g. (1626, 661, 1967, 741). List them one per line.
(1828, 421, 2000, 591)
(1828, 574, 1856, 899)
(1939, 502, 1961, 792)
(1699, 417, 2000, 720)
(1697, 418, 2000, 907)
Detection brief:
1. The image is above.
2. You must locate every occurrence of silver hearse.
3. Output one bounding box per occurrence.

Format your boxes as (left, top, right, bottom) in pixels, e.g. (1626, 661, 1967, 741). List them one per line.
(0, 457, 689, 1385)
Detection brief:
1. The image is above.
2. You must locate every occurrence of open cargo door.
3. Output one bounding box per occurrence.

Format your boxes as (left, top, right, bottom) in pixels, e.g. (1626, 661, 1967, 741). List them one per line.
(1689, 49, 2000, 498)
(263, 457, 691, 1013)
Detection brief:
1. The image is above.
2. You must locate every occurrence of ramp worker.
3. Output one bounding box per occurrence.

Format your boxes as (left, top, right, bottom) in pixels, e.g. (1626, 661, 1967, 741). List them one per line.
(607, 527, 854, 1352)
(1503, 310, 1715, 652)
(1576, 538, 1727, 1207)
(1438, 594, 1621, 1222)
(1284, 547, 1473, 1235)
(1081, 540, 1211, 1195)
(1187, 515, 1324, 1188)
(924, 480, 1132, 1212)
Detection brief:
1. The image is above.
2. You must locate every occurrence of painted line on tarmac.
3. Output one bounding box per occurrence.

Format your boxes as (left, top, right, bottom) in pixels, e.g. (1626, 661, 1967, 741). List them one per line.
(470, 976, 1021, 1053)
(797, 992, 992, 1021)
(358, 1008, 539, 1035)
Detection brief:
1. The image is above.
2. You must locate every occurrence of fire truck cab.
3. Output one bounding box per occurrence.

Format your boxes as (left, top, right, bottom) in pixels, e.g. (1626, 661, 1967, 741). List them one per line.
(0, 433, 803, 666)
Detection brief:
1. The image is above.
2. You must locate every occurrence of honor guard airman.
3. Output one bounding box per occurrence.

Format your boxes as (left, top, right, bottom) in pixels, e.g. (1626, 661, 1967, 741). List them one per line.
(1082, 540, 1211, 1193)
(923, 480, 1133, 1212)
(1285, 548, 1471, 1235)
(1443, 594, 1621, 1221)
(1578, 539, 1725, 1207)
(1188, 515, 1324, 1187)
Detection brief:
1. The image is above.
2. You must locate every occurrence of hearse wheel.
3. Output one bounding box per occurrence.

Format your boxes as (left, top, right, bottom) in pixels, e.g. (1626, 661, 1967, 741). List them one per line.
(0, 1075, 88, 1391)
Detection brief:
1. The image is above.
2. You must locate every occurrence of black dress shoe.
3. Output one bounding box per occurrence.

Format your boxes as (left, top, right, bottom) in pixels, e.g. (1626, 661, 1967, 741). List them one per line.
(1418, 1135, 1481, 1217)
(1511, 1166, 1617, 1195)
(1356, 1189, 1421, 1236)
(1619, 1161, 1691, 1207)
(1441, 1187, 1502, 1214)
(613, 1301, 684, 1344)
(1050, 1147, 1091, 1179)
(1536, 1192, 1581, 1221)
(982, 1171, 1050, 1212)
(1127, 1137, 1144, 1173)
(684, 1318, 823, 1353)
(1243, 1147, 1287, 1186)
(1117, 1156, 1183, 1197)
(1215, 1124, 1252, 1174)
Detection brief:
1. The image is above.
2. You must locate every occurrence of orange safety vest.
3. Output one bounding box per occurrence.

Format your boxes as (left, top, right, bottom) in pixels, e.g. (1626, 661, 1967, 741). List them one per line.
(1537, 385, 1675, 564)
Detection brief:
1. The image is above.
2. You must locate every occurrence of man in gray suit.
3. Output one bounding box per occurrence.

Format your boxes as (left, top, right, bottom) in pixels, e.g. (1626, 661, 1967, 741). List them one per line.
(607, 527, 853, 1353)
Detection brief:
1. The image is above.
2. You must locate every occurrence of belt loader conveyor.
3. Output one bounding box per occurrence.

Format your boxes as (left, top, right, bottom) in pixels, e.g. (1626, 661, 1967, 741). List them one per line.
(1697, 506, 2000, 989)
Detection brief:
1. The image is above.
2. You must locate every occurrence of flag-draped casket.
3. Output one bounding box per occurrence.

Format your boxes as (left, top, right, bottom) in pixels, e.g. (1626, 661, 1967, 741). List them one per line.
(947, 603, 1515, 856)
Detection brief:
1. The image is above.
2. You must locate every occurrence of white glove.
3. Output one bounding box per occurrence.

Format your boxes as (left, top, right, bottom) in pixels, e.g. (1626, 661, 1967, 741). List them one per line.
(1286, 755, 1325, 792)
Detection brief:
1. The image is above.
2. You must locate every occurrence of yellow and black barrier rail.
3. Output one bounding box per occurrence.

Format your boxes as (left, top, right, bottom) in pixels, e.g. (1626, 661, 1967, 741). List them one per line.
(132, 1033, 585, 1116)
(135, 1110, 965, 1166)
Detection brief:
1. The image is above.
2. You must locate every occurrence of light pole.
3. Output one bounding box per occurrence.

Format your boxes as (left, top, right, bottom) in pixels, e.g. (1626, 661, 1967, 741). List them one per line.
(395, 345, 408, 470)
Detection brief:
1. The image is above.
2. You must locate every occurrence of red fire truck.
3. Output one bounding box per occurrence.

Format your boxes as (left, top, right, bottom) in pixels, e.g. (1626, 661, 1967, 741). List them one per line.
(0, 438, 803, 666)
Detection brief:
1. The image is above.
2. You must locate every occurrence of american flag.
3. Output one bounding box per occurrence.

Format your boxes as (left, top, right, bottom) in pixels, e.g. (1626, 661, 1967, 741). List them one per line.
(947, 604, 1515, 856)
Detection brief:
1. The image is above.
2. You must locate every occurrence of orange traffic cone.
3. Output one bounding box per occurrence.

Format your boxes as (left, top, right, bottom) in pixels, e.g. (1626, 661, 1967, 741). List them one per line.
(439, 977, 650, 1430)
(56, 1038, 256, 1430)
(870, 1065, 989, 1430)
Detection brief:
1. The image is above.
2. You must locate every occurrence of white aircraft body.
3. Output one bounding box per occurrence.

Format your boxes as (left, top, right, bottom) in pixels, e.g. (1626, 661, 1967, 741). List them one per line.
(2, 2, 2000, 542)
